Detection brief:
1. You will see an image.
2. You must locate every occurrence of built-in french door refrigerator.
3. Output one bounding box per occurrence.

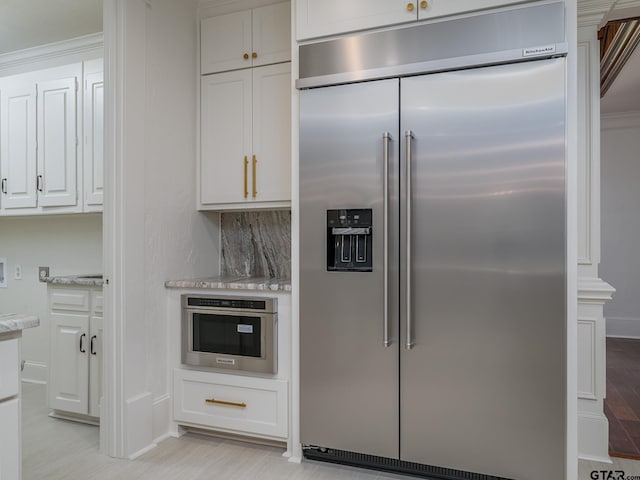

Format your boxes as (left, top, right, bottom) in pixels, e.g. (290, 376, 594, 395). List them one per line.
(299, 3, 567, 480)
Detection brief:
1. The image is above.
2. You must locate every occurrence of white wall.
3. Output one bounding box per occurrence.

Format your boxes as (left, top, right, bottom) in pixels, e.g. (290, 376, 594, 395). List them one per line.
(105, 0, 219, 457)
(601, 112, 640, 338)
(0, 214, 102, 382)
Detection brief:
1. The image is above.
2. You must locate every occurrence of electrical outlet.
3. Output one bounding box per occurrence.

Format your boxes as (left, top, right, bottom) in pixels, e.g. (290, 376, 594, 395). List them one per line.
(14, 264, 22, 280)
(39, 266, 50, 282)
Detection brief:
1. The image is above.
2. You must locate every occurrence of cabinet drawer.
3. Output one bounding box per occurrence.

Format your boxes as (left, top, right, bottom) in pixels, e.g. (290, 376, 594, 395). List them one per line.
(50, 289, 90, 312)
(173, 368, 288, 439)
(0, 338, 19, 401)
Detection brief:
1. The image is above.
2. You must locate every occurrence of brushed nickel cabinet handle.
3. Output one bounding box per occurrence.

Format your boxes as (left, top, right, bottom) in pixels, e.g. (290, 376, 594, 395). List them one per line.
(205, 398, 247, 408)
(244, 156, 249, 198)
(37, 174, 43, 192)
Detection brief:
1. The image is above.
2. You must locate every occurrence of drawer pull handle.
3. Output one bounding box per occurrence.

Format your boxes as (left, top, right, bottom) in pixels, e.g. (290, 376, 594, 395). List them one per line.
(205, 398, 247, 408)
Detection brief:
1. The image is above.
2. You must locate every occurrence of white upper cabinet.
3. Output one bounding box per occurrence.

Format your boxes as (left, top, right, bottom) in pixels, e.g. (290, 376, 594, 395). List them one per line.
(0, 82, 37, 209)
(83, 59, 104, 212)
(201, 69, 253, 205)
(296, 0, 537, 40)
(200, 62, 291, 209)
(37, 76, 78, 207)
(251, 63, 291, 203)
(296, 0, 415, 41)
(0, 59, 104, 216)
(201, 1, 291, 75)
(0, 63, 81, 215)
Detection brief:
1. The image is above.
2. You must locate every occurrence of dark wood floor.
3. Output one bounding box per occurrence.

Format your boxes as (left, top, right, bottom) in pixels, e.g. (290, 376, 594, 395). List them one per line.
(605, 337, 640, 459)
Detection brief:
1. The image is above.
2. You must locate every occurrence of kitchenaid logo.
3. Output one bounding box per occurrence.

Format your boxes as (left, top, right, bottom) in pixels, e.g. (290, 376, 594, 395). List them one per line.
(590, 470, 640, 480)
(522, 45, 556, 57)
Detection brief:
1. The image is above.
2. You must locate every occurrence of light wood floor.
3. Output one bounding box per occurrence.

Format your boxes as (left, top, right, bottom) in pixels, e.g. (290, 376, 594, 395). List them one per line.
(22, 383, 640, 480)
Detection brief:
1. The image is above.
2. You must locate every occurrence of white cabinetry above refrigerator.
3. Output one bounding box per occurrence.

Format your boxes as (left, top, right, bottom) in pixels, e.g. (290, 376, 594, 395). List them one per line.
(295, 0, 540, 40)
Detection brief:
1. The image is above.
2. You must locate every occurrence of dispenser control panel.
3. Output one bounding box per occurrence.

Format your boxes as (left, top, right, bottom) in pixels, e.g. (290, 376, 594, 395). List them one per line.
(326, 209, 372, 272)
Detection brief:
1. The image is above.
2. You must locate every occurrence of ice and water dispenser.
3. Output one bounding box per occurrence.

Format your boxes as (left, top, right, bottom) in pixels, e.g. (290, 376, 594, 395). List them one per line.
(326, 209, 372, 272)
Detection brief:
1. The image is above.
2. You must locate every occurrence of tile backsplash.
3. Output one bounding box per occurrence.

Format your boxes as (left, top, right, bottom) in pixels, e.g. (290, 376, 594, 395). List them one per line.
(220, 211, 291, 278)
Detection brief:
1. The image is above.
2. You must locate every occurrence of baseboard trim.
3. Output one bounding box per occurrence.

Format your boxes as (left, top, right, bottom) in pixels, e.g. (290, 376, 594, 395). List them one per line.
(125, 392, 153, 458)
(22, 361, 47, 384)
(128, 442, 157, 461)
(152, 394, 171, 445)
(606, 316, 640, 339)
(578, 412, 611, 463)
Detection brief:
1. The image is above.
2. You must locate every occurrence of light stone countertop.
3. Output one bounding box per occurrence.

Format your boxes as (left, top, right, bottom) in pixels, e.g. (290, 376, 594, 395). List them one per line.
(44, 274, 104, 287)
(0, 313, 40, 334)
(165, 276, 291, 292)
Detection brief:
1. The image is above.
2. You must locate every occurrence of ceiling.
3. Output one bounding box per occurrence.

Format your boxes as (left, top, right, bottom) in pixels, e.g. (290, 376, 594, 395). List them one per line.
(0, 0, 102, 56)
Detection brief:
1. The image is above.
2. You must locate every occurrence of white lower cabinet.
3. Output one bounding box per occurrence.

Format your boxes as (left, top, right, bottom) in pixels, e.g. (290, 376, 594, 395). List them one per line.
(174, 368, 288, 439)
(48, 286, 103, 421)
(0, 336, 20, 480)
(0, 397, 20, 480)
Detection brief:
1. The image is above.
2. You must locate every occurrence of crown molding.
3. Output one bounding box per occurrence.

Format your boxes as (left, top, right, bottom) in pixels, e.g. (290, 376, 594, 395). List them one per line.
(198, 0, 282, 19)
(578, 0, 617, 26)
(0, 32, 103, 71)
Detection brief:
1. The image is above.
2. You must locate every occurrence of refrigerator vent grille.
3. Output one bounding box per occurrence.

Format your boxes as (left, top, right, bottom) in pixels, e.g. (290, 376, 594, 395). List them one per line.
(303, 447, 514, 480)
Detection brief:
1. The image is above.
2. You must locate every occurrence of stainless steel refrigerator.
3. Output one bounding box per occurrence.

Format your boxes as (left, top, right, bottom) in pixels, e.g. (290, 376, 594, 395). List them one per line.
(299, 3, 567, 480)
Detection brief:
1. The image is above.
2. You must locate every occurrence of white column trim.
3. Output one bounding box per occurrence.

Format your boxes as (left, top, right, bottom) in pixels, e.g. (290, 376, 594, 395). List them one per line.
(578, 277, 616, 301)
(102, 0, 126, 458)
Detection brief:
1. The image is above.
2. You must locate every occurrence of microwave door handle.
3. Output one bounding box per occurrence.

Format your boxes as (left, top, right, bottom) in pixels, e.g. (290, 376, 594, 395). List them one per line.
(383, 132, 391, 347)
(405, 130, 414, 350)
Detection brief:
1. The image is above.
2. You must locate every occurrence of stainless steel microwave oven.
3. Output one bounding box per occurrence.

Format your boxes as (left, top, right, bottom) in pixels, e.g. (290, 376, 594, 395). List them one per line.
(181, 294, 277, 374)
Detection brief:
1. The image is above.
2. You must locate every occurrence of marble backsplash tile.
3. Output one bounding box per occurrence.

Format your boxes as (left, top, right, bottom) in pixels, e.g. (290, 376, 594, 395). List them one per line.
(220, 211, 291, 279)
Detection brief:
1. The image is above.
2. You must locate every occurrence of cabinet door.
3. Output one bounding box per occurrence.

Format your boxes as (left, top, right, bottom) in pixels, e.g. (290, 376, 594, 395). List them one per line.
(252, 63, 291, 204)
(37, 76, 78, 207)
(89, 313, 103, 418)
(296, 0, 416, 40)
(252, 2, 291, 67)
(0, 82, 37, 209)
(200, 70, 252, 207)
(0, 398, 20, 480)
(49, 313, 89, 415)
(201, 10, 252, 75)
(84, 70, 104, 211)
(418, 0, 535, 20)
(0, 338, 19, 401)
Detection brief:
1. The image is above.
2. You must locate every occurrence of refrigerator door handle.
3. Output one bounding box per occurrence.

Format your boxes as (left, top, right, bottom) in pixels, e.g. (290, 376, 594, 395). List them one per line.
(405, 130, 414, 350)
(383, 132, 392, 347)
